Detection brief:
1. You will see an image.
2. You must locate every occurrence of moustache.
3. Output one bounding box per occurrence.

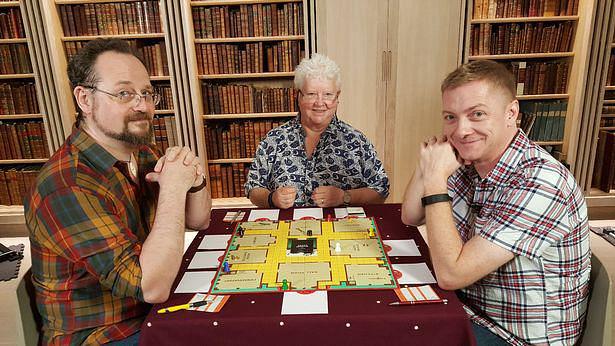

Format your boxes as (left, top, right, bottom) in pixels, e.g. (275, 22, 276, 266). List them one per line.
(125, 112, 151, 122)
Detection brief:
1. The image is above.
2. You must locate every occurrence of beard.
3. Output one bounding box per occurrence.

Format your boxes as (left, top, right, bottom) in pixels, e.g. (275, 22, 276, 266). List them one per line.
(93, 110, 153, 146)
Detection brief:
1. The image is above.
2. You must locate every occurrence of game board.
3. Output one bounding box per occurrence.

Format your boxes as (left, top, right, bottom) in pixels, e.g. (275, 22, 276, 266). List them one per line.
(210, 217, 397, 294)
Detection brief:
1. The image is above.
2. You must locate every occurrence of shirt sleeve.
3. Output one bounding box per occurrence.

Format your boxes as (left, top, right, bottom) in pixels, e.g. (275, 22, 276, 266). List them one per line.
(245, 135, 275, 196)
(359, 138, 390, 198)
(477, 168, 572, 260)
(34, 186, 145, 301)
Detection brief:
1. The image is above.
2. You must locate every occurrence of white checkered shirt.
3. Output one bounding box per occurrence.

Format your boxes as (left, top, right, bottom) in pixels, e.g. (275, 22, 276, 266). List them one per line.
(448, 130, 591, 345)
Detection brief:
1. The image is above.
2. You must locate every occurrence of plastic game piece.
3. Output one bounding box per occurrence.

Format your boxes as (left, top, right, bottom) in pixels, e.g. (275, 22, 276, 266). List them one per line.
(335, 242, 341, 253)
(369, 228, 375, 237)
(223, 261, 230, 273)
(238, 227, 244, 237)
(282, 279, 289, 290)
(307, 230, 312, 236)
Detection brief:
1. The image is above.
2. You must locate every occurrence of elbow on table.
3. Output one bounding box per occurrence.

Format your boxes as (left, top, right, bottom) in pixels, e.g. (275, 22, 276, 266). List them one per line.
(401, 211, 423, 227)
(143, 286, 171, 304)
(435, 272, 467, 291)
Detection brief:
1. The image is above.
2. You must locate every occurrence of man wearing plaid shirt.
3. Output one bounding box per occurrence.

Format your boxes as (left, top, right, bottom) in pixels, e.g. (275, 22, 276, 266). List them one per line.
(25, 39, 211, 345)
(401, 60, 590, 345)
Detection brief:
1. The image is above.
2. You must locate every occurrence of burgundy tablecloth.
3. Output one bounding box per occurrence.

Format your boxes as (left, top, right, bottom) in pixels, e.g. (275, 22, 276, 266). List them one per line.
(139, 204, 476, 346)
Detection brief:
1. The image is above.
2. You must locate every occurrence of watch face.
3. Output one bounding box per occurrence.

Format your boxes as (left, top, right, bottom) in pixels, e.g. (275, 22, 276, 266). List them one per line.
(343, 191, 351, 204)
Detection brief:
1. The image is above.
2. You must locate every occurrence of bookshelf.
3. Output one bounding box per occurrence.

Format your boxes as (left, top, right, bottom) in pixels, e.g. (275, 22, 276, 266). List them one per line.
(0, 1, 49, 207)
(183, 0, 308, 203)
(464, 0, 587, 160)
(588, 15, 615, 203)
(42, 0, 180, 152)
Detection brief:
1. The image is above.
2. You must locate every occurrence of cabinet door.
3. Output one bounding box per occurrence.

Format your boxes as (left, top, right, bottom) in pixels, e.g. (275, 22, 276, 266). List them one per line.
(389, 0, 463, 200)
(315, 0, 463, 201)
(314, 0, 388, 158)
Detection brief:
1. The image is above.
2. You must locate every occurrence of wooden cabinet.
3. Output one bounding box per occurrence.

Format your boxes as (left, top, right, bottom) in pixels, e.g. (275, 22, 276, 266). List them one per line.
(314, 0, 464, 201)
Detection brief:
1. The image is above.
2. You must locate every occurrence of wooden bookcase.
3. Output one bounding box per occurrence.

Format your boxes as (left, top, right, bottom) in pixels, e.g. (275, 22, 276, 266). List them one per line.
(182, 0, 309, 205)
(0, 1, 50, 207)
(463, 0, 590, 162)
(587, 12, 615, 206)
(42, 0, 180, 153)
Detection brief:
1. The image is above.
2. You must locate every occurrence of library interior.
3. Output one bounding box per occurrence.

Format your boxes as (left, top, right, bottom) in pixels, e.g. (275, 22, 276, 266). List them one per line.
(1, 0, 615, 345)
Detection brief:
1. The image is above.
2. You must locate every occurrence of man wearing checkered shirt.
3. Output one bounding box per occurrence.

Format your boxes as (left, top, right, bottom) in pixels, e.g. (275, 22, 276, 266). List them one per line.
(401, 60, 590, 346)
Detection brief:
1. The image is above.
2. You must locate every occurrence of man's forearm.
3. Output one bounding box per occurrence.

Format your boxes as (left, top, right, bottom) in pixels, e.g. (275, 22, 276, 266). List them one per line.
(401, 171, 426, 225)
(140, 186, 187, 303)
(424, 201, 465, 289)
(185, 185, 212, 230)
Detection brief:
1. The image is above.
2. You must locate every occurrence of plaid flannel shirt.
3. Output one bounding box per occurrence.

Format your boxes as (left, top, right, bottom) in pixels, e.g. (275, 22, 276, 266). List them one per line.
(25, 126, 160, 345)
(449, 130, 591, 346)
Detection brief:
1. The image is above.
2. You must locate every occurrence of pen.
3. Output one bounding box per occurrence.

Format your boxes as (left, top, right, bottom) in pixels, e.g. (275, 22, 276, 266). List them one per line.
(157, 300, 209, 314)
(388, 299, 448, 306)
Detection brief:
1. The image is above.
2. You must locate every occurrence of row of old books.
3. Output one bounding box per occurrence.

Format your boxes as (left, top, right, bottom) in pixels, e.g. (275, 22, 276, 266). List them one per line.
(192, 2, 304, 39)
(152, 115, 177, 152)
(592, 130, 615, 193)
(0, 82, 38, 115)
(203, 84, 298, 114)
(509, 60, 569, 94)
(0, 44, 32, 75)
(0, 121, 49, 160)
(208, 163, 249, 199)
(0, 8, 24, 39)
(470, 21, 574, 56)
(155, 84, 174, 110)
(0, 166, 39, 206)
(519, 100, 567, 142)
(59, 1, 162, 37)
(196, 41, 303, 75)
(600, 117, 615, 128)
(473, 0, 578, 19)
(204, 119, 286, 160)
(65, 40, 169, 77)
(607, 53, 615, 86)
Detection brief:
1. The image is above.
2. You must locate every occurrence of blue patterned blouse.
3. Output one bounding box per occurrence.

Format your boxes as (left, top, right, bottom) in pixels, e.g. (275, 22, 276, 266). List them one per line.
(245, 115, 389, 206)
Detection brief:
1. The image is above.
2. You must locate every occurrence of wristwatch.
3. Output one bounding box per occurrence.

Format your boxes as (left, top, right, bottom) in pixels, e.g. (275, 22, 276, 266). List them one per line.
(343, 190, 351, 206)
(188, 174, 207, 193)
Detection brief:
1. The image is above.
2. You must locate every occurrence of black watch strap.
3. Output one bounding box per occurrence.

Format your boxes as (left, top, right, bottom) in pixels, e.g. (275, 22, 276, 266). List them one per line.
(188, 175, 207, 193)
(421, 193, 452, 207)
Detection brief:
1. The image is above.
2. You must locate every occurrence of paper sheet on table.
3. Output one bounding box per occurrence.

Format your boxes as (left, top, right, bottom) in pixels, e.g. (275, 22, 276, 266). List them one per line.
(174, 271, 216, 293)
(346, 207, 366, 217)
(392, 263, 437, 284)
(293, 208, 323, 220)
(248, 209, 280, 221)
(188, 251, 225, 269)
(198, 235, 231, 250)
(334, 208, 348, 219)
(383, 239, 421, 256)
(188, 293, 230, 312)
(223, 211, 246, 222)
(281, 291, 328, 315)
(395, 285, 441, 302)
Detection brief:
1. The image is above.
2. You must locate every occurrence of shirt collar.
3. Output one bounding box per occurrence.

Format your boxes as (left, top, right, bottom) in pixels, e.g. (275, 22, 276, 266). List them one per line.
(459, 130, 530, 186)
(68, 126, 121, 175)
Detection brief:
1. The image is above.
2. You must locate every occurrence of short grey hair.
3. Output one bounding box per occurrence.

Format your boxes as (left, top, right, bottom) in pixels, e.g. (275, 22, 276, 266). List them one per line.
(294, 53, 341, 90)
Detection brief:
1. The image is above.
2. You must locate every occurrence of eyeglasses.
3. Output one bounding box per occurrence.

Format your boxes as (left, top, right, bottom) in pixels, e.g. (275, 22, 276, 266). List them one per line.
(299, 90, 339, 104)
(84, 86, 161, 106)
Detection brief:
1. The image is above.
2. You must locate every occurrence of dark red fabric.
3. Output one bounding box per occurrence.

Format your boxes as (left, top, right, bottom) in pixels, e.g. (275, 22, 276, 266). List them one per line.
(139, 204, 476, 346)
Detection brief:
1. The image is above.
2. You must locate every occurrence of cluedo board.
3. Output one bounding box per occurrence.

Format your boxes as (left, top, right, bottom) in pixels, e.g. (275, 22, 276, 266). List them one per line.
(210, 217, 397, 294)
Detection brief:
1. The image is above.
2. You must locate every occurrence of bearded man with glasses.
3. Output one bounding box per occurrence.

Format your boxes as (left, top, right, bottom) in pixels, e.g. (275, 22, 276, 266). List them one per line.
(245, 53, 389, 209)
(25, 39, 211, 345)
